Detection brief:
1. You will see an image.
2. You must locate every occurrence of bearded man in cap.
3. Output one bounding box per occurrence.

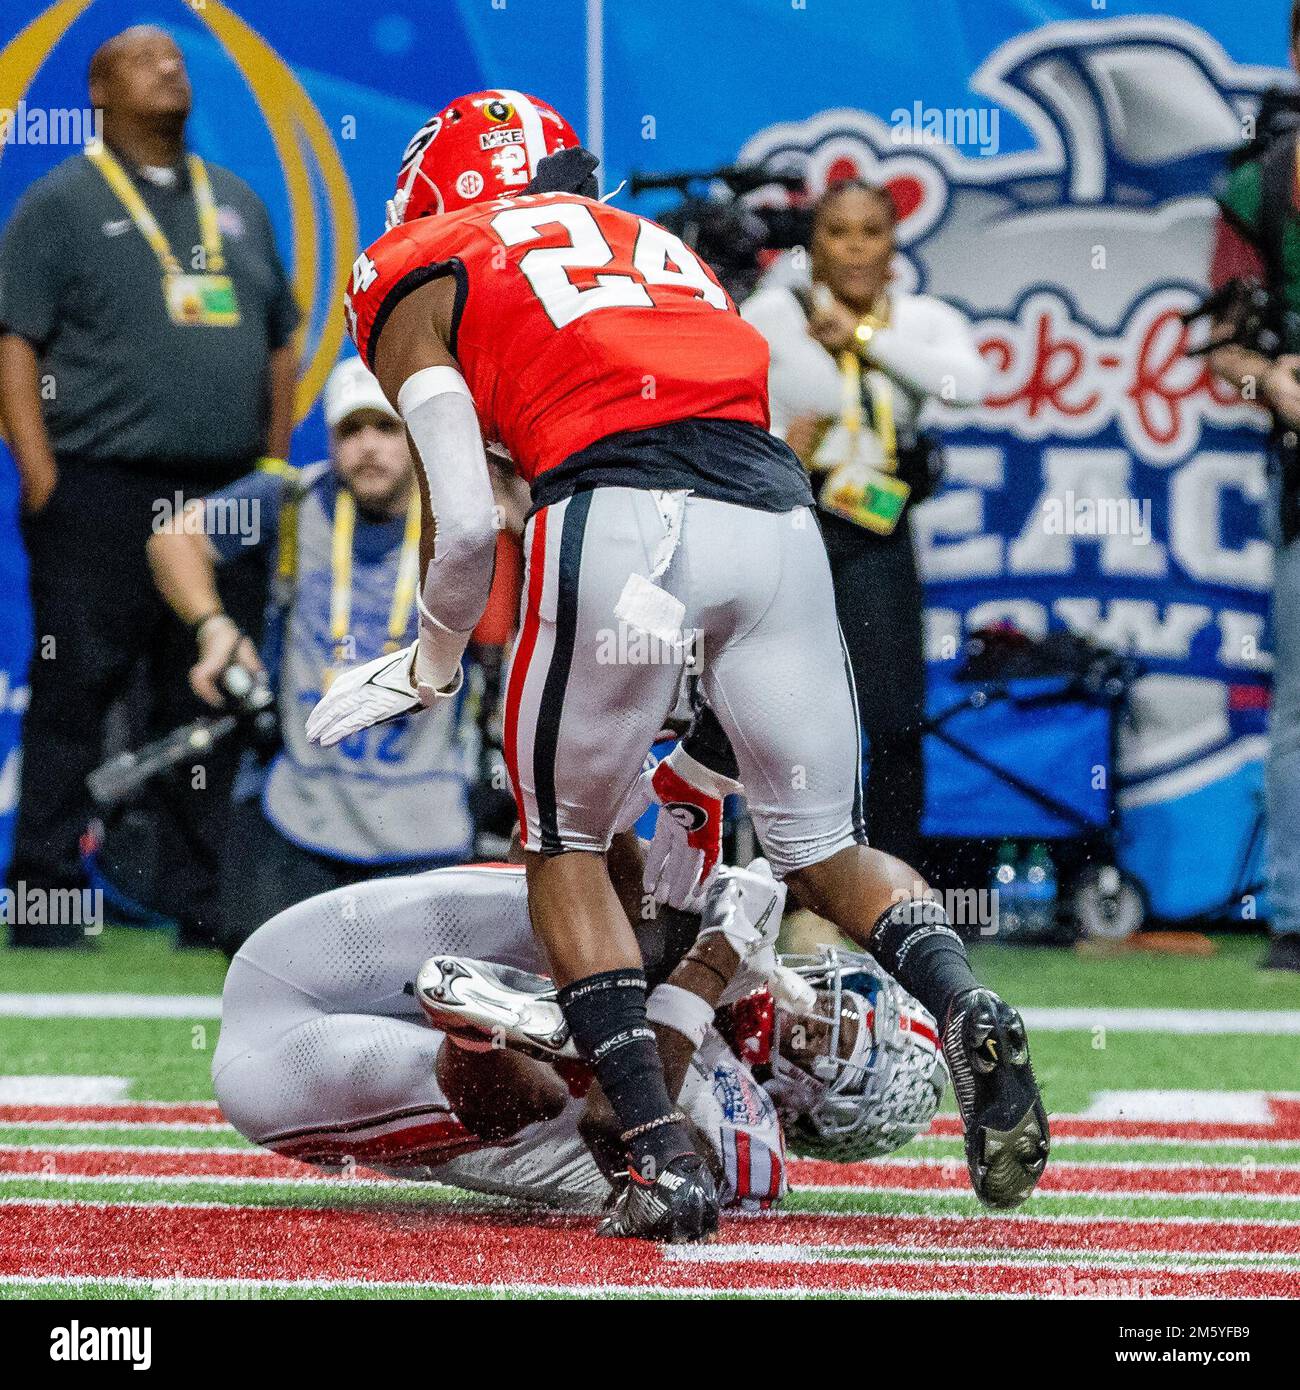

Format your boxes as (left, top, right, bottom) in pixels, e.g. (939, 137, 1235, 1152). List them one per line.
(148, 357, 477, 954)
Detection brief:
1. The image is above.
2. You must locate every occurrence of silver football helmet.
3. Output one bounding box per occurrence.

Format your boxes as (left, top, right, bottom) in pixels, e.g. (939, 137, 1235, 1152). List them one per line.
(765, 946, 948, 1160)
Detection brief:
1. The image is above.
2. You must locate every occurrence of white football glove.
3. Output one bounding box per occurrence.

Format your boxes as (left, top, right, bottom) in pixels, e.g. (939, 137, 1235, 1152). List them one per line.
(698, 858, 786, 965)
(305, 641, 462, 748)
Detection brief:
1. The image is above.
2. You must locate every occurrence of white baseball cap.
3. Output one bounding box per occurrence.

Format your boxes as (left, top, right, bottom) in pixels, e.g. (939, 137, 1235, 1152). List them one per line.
(323, 356, 401, 428)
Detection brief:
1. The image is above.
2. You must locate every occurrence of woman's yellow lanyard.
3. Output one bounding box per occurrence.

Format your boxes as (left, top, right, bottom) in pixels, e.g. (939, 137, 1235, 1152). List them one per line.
(821, 342, 910, 535)
(325, 487, 422, 687)
(85, 146, 240, 327)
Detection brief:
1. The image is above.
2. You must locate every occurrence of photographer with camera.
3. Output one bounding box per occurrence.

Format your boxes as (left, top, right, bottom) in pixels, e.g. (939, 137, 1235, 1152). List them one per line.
(147, 357, 477, 954)
(741, 179, 986, 869)
(1207, 1, 1300, 974)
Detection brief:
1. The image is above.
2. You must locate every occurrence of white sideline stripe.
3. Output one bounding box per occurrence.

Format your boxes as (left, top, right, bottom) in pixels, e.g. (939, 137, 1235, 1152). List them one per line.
(0, 1076, 131, 1104)
(6, 1173, 1299, 1204)
(4, 994, 1299, 1032)
(0, 1273, 1021, 1300)
(0, 1120, 234, 1134)
(7, 1141, 1300, 1175)
(1002, 1135, 1300, 1151)
(801, 1184, 1300, 1203)
(0, 1120, 1296, 1150)
(1020, 1008, 1300, 1035)
(0, 1172, 438, 1191)
(0, 994, 222, 1018)
(6, 1194, 1300, 1228)
(664, 1244, 1300, 1274)
(0, 1117, 1296, 1149)
(0, 1142, 256, 1157)
(1082, 1090, 1300, 1123)
(820, 1153, 1300, 1175)
(0, 1191, 485, 1210)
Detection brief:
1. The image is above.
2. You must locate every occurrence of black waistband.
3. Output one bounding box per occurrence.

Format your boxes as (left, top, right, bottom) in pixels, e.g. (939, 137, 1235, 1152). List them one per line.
(528, 417, 814, 518)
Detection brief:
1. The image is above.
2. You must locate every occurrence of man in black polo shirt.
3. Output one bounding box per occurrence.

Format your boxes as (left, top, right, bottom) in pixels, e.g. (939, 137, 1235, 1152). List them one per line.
(0, 25, 299, 947)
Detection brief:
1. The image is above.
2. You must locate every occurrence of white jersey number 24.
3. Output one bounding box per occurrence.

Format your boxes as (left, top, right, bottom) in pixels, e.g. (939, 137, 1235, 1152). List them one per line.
(488, 201, 728, 330)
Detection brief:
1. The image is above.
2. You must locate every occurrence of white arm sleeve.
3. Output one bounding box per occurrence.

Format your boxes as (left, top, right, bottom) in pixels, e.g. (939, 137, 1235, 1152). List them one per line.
(865, 295, 989, 407)
(398, 366, 498, 692)
(741, 288, 843, 437)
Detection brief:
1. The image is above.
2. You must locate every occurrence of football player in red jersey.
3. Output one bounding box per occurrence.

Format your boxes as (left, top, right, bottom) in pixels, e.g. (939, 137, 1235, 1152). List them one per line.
(307, 91, 1048, 1239)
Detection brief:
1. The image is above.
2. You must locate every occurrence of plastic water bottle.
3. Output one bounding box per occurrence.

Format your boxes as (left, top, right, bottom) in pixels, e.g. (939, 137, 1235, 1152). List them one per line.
(1020, 842, 1059, 941)
(992, 841, 1023, 941)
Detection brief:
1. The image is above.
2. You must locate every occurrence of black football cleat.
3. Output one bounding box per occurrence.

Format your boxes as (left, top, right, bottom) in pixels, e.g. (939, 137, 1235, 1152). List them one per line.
(942, 988, 1049, 1210)
(597, 1153, 720, 1243)
(1260, 934, 1300, 975)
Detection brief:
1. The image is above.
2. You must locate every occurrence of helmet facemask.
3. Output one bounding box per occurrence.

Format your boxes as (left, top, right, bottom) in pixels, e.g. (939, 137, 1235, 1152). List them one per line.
(765, 947, 948, 1160)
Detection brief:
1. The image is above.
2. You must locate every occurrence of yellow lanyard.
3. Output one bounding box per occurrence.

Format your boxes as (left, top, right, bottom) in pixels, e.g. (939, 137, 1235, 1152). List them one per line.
(838, 351, 898, 472)
(329, 487, 422, 656)
(85, 146, 225, 275)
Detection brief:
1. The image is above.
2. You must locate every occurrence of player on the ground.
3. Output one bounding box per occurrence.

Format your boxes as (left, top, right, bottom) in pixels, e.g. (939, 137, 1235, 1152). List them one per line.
(305, 90, 1048, 1239)
(212, 843, 948, 1214)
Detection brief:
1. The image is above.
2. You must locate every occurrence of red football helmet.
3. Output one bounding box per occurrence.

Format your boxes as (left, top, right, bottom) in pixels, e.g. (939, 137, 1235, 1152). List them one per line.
(387, 89, 581, 228)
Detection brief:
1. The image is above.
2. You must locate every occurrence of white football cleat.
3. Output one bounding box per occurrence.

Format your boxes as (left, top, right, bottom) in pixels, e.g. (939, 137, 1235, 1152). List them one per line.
(414, 955, 579, 1060)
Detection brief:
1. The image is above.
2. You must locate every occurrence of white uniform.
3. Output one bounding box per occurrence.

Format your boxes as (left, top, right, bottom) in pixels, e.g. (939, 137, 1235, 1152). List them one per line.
(508, 488, 866, 875)
(740, 282, 989, 444)
(213, 865, 786, 1211)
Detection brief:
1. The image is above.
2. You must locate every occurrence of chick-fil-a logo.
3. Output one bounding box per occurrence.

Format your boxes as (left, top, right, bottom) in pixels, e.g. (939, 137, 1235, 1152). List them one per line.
(966, 290, 1255, 464)
(738, 17, 1278, 465)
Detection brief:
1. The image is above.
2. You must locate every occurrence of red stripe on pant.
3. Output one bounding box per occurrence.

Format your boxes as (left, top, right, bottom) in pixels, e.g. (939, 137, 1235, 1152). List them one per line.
(503, 509, 549, 849)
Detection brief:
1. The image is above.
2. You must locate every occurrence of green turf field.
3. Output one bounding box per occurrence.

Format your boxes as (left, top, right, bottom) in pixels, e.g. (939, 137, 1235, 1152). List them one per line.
(2, 927, 1299, 1298)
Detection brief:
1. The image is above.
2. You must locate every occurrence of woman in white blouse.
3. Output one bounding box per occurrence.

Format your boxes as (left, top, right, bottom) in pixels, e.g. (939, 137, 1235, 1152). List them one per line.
(742, 179, 987, 867)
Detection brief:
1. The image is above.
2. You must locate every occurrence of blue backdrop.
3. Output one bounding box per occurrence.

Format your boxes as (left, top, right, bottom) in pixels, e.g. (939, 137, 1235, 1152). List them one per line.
(0, 0, 1285, 918)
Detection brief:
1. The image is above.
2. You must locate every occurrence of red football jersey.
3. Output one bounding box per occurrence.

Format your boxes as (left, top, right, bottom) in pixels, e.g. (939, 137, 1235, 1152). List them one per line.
(345, 192, 773, 482)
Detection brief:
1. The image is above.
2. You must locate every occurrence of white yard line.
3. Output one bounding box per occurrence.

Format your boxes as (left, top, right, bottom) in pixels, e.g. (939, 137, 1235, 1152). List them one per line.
(0, 1172, 434, 1190)
(4, 1172, 1298, 1204)
(798, 1183, 1299, 1203)
(1020, 1008, 1300, 1035)
(3, 994, 1299, 1033)
(0, 994, 222, 1018)
(664, 1243, 1300, 1273)
(0, 1272, 1013, 1300)
(0, 1119, 233, 1133)
(5, 1194, 1299, 1226)
(0, 1077, 131, 1104)
(5, 1141, 1298, 1174)
(1083, 1090, 1300, 1122)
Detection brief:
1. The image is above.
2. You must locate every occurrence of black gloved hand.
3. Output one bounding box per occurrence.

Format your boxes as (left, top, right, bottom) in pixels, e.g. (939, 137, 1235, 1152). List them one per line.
(523, 146, 600, 198)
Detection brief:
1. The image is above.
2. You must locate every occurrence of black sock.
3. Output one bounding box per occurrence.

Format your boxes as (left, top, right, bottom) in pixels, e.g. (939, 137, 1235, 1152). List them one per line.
(557, 968, 693, 1178)
(870, 899, 980, 1024)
